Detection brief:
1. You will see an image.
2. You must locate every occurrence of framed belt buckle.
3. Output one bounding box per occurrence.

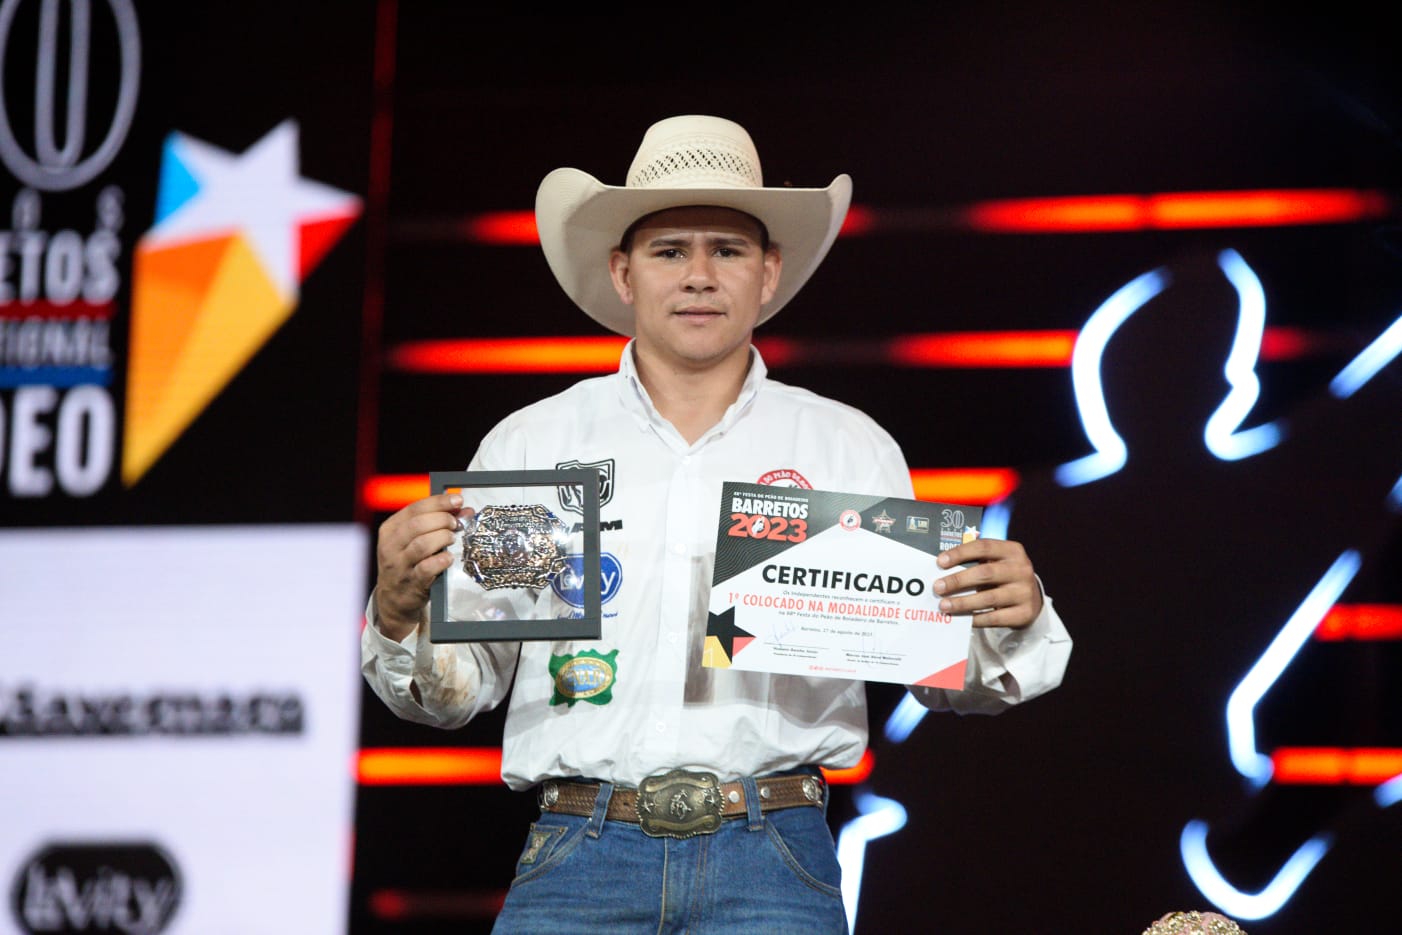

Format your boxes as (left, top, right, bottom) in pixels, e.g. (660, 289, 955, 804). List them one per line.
(636, 769, 724, 839)
(463, 503, 570, 590)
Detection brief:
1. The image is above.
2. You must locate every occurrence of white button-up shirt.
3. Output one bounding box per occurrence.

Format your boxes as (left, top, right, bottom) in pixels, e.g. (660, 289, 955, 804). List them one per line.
(362, 343, 1072, 790)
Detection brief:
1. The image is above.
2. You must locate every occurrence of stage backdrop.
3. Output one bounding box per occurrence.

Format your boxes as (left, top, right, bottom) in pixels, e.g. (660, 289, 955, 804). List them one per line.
(3, 4, 1400, 935)
(1, 2, 374, 934)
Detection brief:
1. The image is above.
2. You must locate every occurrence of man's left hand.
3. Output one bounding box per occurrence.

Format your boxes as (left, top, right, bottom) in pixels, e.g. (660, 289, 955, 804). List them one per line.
(933, 538, 1043, 630)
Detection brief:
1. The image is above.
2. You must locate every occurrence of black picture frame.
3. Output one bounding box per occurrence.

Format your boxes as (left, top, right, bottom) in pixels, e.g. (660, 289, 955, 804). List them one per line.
(428, 469, 601, 642)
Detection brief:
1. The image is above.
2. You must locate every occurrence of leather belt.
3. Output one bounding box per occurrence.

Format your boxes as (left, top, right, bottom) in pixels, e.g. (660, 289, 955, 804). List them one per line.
(537, 768, 825, 839)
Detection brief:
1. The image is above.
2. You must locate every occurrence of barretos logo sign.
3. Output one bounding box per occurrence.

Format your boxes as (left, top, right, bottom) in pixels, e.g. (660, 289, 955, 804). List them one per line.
(0, 0, 360, 500)
(10, 842, 182, 934)
(0, 0, 140, 191)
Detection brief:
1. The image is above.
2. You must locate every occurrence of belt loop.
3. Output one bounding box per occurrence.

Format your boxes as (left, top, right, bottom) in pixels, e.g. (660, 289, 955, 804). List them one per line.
(739, 775, 764, 831)
(586, 781, 614, 839)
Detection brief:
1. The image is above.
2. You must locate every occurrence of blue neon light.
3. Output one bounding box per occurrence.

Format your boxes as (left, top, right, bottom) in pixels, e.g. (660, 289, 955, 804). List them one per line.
(1180, 819, 1332, 920)
(837, 790, 908, 933)
(1057, 250, 1285, 486)
(1376, 772, 1402, 808)
(883, 693, 928, 744)
(1226, 550, 1362, 787)
(1055, 269, 1168, 487)
(1330, 313, 1402, 399)
(981, 499, 1011, 541)
(1204, 250, 1282, 460)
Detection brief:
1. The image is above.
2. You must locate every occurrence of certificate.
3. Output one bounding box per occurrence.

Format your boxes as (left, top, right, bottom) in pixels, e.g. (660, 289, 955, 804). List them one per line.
(703, 482, 983, 688)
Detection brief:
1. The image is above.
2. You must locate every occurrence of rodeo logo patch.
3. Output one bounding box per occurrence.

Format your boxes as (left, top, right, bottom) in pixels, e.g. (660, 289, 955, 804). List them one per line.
(548, 649, 619, 707)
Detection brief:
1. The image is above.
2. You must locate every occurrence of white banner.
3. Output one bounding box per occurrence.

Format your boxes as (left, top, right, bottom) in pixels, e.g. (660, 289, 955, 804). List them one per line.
(0, 525, 366, 935)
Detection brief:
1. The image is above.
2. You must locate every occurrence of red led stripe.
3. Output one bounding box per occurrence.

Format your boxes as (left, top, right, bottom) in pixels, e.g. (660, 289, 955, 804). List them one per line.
(369, 888, 507, 921)
(388, 327, 1324, 376)
(909, 468, 1019, 505)
(1314, 604, 1402, 641)
(389, 336, 629, 374)
(964, 189, 1391, 233)
(357, 747, 873, 787)
(456, 190, 1391, 245)
(363, 469, 1018, 513)
(1270, 747, 1402, 785)
(888, 331, 1077, 368)
(463, 210, 538, 246)
(824, 750, 875, 785)
(358, 747, 503, 785)
(362, 474, 429, 512)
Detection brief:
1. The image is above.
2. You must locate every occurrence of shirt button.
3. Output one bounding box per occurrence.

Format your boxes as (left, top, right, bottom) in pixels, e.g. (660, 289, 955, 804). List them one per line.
(1000, 637, 1021, 653)
(655, 722, 667, 733)
(671, 543, 685, 555)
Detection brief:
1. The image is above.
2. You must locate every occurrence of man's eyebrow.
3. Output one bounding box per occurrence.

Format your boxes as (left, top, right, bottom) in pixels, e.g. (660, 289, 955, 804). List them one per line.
(643, 233, 756, 248)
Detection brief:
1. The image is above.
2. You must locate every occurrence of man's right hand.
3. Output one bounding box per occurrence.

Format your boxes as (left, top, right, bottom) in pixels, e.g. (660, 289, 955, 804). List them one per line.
(374, 492, 468, 642)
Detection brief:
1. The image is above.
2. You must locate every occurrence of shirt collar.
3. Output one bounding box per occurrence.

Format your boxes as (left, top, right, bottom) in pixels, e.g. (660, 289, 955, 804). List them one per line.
(615, 339, 768, 439)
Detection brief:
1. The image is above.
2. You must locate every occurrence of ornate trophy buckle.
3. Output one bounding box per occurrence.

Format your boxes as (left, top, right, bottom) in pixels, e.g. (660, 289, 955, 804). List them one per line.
(462, 503, 570, 590)
(636, 769, 725, 839)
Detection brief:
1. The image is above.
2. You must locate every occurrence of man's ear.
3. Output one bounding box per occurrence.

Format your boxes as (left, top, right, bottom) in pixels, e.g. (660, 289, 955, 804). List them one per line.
(760, 246, 782, 306)
(608, 249, 633, 305)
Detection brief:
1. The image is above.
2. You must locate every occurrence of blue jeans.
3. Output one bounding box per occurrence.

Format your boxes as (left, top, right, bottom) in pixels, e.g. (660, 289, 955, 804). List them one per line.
(492, 775, 848, 934)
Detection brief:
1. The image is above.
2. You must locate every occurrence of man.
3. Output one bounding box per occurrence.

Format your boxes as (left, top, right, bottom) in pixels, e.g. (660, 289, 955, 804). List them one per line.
(363, 115, 1072, 932)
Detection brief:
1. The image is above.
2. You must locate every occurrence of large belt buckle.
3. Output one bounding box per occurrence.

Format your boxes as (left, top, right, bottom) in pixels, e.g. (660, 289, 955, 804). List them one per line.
(636, 769, 724, 839)
(462, 504, 570, 590)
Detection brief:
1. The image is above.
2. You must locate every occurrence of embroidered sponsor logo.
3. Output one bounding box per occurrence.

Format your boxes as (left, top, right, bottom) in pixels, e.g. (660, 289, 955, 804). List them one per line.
(569, 519, 624, 533)
(549, 649, 618, 707)
(756, 468, 811, 488)
(551, 553, 622, 608)
(555, 458, 615, 513)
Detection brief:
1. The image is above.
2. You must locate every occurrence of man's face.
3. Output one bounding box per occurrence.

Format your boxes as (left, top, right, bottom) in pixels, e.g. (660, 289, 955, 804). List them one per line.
(608, 206, 781, 374)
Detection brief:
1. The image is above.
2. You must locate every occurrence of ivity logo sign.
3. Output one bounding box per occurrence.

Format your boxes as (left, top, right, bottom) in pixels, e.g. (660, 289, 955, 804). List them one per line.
(10, 841, 181, 934)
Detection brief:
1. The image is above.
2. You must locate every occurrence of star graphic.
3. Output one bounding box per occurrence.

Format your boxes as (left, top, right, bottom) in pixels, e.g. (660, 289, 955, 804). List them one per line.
(145, 119, 359, 298)
(705, 607, 755, 659)
(123, 120, 361, 486)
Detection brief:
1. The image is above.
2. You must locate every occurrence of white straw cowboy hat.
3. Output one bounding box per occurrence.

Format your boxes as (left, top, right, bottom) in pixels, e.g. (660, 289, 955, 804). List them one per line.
(535, 115, 853, 336)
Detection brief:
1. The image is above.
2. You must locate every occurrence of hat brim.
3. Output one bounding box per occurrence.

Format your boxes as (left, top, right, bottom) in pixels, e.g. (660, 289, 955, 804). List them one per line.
(536, 167, 853, 336)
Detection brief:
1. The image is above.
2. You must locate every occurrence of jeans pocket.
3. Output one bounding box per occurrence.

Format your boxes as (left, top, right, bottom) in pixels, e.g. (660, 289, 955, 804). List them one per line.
(762, 808, 844, 897)
(510, 817, 586, 886)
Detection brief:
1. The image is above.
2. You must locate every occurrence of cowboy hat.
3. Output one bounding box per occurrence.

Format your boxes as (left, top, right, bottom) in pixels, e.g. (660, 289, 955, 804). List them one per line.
(535, 115, 852, 336)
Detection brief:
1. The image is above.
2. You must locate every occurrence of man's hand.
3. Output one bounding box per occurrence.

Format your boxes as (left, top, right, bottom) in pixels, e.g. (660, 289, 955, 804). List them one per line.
(374, 492, 469, 642)
(933, 538, 1043, 630)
